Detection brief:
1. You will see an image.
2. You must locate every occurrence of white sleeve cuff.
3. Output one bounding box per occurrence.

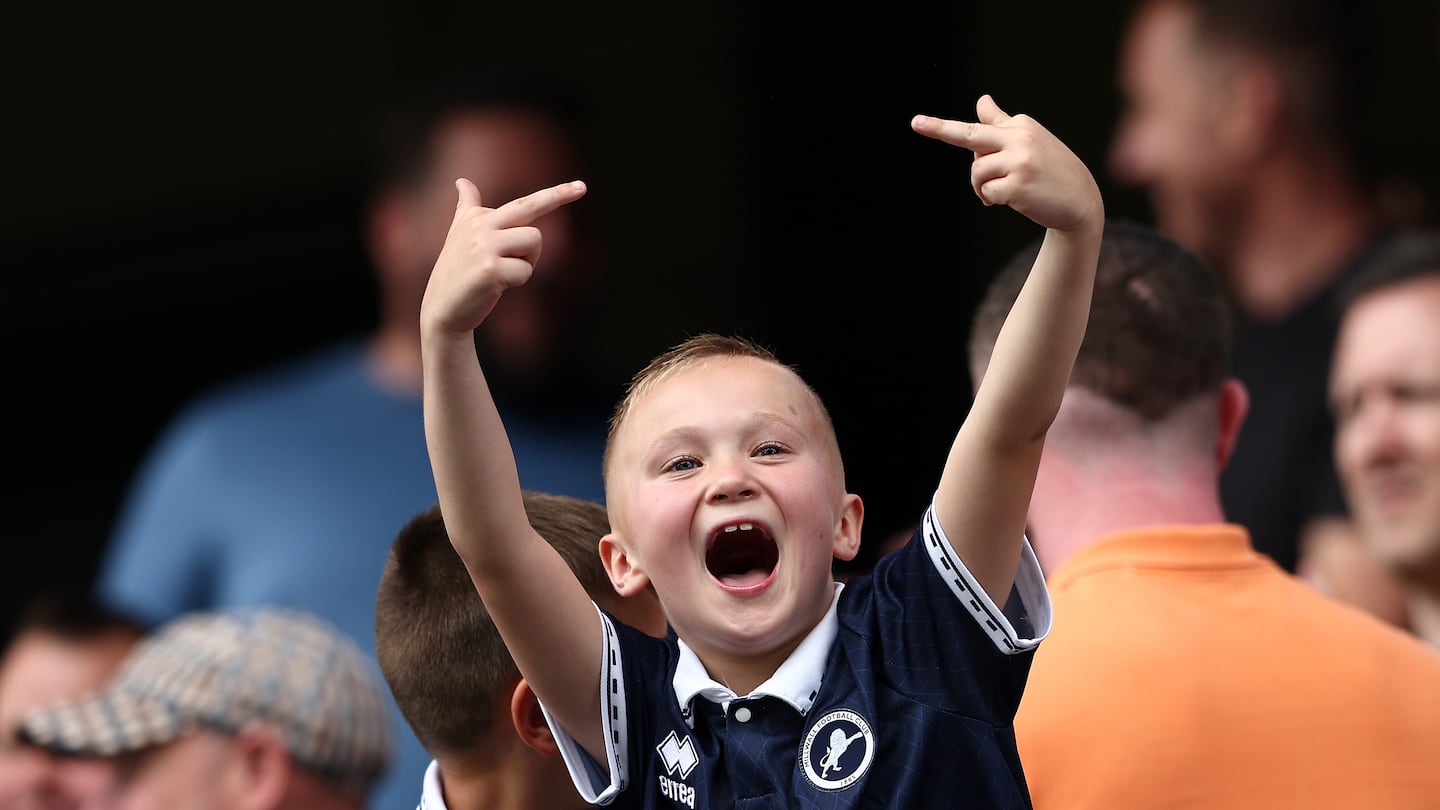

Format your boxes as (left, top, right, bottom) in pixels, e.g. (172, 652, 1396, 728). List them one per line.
(920, 503, 1052, 654)
(543, 605, 630, 805)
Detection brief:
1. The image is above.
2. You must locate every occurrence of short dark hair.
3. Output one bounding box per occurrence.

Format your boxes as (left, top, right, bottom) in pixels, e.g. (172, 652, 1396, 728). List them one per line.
(5, 590, 143, 650)
(1183, 0, 1373, 167)
(1337, 230, 1440, 312)
(370, 64, 596, 195)
(373, 491, 613, 757)
(970, 220, 1231, 420)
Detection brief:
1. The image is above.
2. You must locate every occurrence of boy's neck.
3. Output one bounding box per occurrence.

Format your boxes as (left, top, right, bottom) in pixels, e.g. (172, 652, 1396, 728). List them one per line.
(699, 639, 806, 698)
(690, 586, 837, 697)
(436, 752, 582, 810)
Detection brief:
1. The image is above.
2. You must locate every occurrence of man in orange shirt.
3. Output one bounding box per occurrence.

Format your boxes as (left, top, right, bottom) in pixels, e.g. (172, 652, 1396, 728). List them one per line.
(971, 222, 1440, 808)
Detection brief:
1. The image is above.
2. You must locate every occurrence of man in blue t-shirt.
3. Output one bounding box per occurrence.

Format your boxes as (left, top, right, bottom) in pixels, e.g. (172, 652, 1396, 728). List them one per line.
(95, 67, 612, 810)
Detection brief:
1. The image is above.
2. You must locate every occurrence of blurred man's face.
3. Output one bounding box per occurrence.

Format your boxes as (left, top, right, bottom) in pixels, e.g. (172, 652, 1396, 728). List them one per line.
(405, 110, 595, 381)
(107, 733, 238, 810)
(1332, 276, 1440, 583)
(1109, 0, 1241, 264)
(0, 632, 132, 810)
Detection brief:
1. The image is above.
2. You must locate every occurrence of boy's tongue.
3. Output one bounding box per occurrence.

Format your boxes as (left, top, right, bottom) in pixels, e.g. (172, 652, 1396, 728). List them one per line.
(718, 567, 771, 588)
(707, 528, 778, 587)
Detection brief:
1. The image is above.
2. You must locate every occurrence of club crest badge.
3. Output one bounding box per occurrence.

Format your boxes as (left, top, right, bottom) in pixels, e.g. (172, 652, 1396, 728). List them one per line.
(800, 709, 874, 791)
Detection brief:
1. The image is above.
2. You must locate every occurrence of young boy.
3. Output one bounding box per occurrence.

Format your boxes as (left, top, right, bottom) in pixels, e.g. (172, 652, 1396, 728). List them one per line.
(375, 492, 667, 810)
(420, 94, 1102, 807)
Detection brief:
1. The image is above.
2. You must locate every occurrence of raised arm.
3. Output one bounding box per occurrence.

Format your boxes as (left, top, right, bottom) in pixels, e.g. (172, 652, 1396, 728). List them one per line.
(911, 95, 1102, 603)
(420, 177, 609, 757)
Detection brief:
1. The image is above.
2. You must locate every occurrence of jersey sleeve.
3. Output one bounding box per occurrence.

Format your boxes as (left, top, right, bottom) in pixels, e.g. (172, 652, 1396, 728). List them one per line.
(543, 605, 646, 805)
(919, 503, 1051, 654)
(860, 502, 1051, 722)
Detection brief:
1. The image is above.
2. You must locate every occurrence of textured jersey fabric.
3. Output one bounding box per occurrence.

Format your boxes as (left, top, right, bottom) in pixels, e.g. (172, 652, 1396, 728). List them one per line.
(1015, 524, 1440, 809)
(551, 505, 1050, 808)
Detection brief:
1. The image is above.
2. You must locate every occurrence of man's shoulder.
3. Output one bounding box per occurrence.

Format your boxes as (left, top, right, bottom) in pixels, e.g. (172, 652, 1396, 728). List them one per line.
(161, 341, 377, 436)
(1283, 578, 1440, 674)
(188, 341, 369, 413)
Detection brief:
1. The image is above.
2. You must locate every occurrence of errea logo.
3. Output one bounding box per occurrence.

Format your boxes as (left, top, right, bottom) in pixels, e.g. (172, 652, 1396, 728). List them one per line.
(656, 730, 698, 808)
(656, 730, 698, 779)
(800, 709, 874, 791)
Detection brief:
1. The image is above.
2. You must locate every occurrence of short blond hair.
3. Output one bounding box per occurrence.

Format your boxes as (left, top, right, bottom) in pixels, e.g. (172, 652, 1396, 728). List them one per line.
(602, 334, 841, 485)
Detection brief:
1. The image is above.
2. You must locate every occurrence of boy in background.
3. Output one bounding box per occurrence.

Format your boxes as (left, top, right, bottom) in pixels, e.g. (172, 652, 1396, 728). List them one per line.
(375, 492, 666, 810)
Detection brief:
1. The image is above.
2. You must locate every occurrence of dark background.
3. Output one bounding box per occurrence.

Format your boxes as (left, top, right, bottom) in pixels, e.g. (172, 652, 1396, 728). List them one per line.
(6, 1, 1439, 638)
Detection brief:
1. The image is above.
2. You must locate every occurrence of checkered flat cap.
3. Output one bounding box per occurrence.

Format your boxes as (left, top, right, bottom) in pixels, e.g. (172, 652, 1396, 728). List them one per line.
(20, 606, 392, 797)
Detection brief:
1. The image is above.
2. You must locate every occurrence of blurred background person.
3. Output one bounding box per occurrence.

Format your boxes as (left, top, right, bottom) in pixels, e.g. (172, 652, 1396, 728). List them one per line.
(91, 65, 611, 809)
(978, 222, 1440, 809)
(1330, 231, 1440, 646)
(0, 592, 140, 810)
(20, 607, 391, 810)
(375, 492, 666, 810)
(1108, 0, 1387, 575)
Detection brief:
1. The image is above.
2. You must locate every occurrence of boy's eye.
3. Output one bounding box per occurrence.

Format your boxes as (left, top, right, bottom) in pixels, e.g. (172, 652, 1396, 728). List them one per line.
(663, 456, 700, 473)
(754, 442, 785, 457)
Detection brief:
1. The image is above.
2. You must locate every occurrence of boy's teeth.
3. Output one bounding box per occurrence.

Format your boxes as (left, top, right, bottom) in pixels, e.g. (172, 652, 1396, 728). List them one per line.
(723, 523, 755, 533)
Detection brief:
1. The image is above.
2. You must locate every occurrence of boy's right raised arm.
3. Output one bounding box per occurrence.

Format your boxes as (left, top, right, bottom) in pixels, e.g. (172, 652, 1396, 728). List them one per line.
(911, 96, 1102, 608)
(419, 177, 609, 758)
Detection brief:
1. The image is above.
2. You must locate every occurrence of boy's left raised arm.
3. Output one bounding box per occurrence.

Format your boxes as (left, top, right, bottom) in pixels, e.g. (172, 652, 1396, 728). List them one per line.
(912, 95, 1102, 604)
(420, 178, 613, 759)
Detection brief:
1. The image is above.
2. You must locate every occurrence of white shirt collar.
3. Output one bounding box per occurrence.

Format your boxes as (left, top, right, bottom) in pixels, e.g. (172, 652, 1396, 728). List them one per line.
(418, 759, 447, 810)
(672, 583, 843, 718)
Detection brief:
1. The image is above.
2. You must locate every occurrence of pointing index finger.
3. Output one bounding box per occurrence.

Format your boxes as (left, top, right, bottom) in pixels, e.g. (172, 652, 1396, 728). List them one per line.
(491, 180, 588, 228)
(911, 115, 1005, 153)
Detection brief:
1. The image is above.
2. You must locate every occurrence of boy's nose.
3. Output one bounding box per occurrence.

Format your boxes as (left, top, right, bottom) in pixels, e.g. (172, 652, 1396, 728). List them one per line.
(707, 464, 758, 503)
(710, 486, 756, 502)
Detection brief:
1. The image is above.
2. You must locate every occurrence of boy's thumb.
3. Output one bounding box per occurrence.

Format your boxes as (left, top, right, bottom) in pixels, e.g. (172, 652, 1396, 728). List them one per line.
(454, 178, 482, 210)
(976, 94, 1011, 126)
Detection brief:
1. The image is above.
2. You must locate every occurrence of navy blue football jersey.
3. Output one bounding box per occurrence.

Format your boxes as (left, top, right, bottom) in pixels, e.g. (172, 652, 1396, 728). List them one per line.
(551, 506, 1051, 808)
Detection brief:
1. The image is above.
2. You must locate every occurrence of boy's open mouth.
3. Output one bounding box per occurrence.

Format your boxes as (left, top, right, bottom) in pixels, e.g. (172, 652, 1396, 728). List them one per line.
(706, 523, 779, 588)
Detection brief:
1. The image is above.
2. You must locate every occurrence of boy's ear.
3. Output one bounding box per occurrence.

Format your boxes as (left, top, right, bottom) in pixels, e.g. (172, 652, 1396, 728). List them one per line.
(599, 532, 652, 597)
(831, 494, 865, 562)
(509, 678, 559, 756)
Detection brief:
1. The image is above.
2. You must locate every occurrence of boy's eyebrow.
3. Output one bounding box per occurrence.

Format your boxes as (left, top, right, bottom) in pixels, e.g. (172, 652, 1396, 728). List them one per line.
(646, 412, 805, 452)
(748, 411, 805, 434)
(659, 409, 806, 441)
(647, 425, 703, 452)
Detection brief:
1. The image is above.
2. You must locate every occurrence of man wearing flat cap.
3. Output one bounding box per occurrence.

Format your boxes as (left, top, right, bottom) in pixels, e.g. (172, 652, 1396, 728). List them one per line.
(18, 607, 392, 810)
